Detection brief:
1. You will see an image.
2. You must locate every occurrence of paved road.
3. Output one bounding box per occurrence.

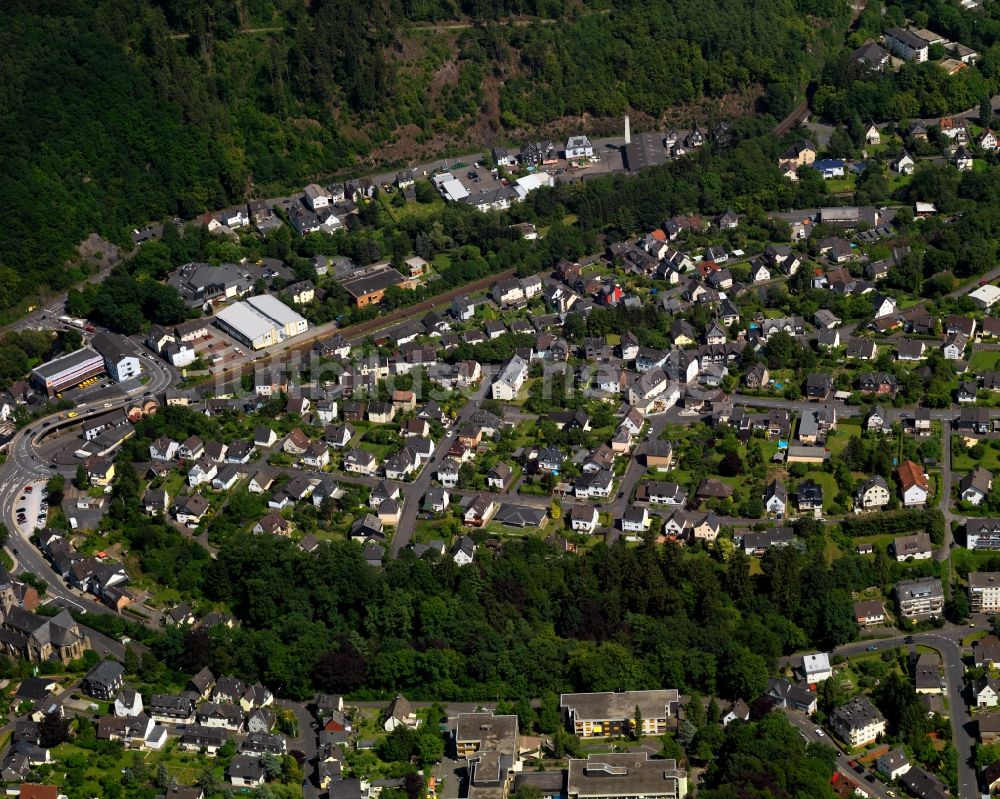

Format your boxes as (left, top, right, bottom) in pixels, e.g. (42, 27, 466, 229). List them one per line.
(277, 699, 319, 798)
(0, 336, 175, 621)
(784, 620, 984, 799)
(605, 414, 670, 516)
(938, 421, 955, 561)
(6, 256, 119, 335)
(782, 709, 894, 799)
(389, 379, 490, 557)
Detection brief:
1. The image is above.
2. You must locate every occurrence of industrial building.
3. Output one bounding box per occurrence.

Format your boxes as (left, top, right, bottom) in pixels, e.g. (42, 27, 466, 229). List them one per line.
(31, 347, 105, 395)
(340, 265, 413, 308)
(625, 131, 669, 172)
(244, 294, 308, 338)
(431, 172, 471, 203)
(214, 295, 308, 350)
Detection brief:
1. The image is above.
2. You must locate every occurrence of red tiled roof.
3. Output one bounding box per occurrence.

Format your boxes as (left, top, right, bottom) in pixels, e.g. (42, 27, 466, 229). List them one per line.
(897, 459, 929, 491)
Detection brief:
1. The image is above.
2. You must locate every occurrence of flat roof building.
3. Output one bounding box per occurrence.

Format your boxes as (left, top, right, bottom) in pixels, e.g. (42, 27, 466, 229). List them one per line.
(560, 690, 680, 738)
(30, 347, 105, 395)
(215, 304, 279, 351)
(432, 172, 471, 202)
(567, 753, 687, 799)
(454, 712, 519, 758)
(214, 295, 308, 350)
(970, 572, 1000, 613)
(895, 576, 944, 620)
(244, 295, 308, 338)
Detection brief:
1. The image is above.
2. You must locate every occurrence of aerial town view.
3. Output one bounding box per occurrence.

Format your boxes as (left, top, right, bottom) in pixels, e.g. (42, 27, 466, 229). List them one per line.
(14, 1, 1000, 798)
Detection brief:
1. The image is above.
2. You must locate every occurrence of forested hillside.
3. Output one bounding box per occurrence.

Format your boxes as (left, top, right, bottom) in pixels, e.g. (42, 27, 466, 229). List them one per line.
(0, 0, 849, 317)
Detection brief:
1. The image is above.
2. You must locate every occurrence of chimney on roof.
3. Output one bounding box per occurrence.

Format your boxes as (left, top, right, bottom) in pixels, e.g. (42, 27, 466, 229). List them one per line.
(624, 115, 631, 145)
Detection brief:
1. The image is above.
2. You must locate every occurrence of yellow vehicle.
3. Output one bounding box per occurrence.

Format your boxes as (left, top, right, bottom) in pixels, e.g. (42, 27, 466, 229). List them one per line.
(67, 412, 77, 418)
(55, 392, 62, 399)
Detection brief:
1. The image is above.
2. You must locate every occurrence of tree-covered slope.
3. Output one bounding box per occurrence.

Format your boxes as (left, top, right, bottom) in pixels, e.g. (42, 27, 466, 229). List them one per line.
(0, 0, 850, 314)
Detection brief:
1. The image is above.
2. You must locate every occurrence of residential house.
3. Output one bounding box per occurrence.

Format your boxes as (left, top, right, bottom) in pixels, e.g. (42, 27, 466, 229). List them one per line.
(437, 460, 460, 488)
(766, 679, 817, 714)
(857, 372, 898, 395)
(621, 507, 650, 533)
(384, 695, 419, 732)
(961, 467, 993, 505)
(796, 481, 824, 513)
(744, 363, 770, 389)
(892, 532, 932, 561)
(452, 536, 476, 567)
(895, 577, 944, 621)
(343, 449, 377, 475)
(801, 653, 832, 684)
(82, 661, 125, 701)
(805, 373, 833, 401)
(899, 768, 948, 799)
(892, 151, 916, 175)
(855, 475, 890, 510)
(876, 749, 911, 781)
(492, 355, 529, 401)
(854, 599, 886, 626)
(977, 675, 1000, 708)
(570, 506, 599, 534)
(896, 459, 930, 506)
(464, 496, 497, 527)
(764, 480, 787, 516)
(969, 572, 1000, 613)
(830, 696, 886, 746)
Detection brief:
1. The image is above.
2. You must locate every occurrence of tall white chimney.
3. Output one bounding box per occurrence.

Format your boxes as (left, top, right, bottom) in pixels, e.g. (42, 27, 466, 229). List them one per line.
(624, 115, 631, 144)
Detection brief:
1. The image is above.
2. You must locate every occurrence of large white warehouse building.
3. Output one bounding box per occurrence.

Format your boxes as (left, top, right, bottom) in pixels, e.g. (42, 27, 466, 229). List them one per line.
(214, 295, 308, 350)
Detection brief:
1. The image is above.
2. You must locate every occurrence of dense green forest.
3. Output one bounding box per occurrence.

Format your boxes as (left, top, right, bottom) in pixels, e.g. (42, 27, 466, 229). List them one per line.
(0, 0, 849, 319)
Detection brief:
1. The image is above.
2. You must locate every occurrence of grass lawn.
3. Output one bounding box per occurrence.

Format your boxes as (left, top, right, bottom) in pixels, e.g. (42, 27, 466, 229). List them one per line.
(952, 442, 1000, 472)
(358, 442, 397, 461)
(802, 470, 841, 512)
(412, 517, 459, 545)
(384, 190, 446, 220)
(149, 587, 183, 607)
(953, 547, 1000, 574)
(823, 535, 843, 563)
(160, 471, 186, 498)
(970, 350, 1000, 372)
(825, 429, 854, 456)
(49, 740, 222, 794)
(825, 177, 856, 193)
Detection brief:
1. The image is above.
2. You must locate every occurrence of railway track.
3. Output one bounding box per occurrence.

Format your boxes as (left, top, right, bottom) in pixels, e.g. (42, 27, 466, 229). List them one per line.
(206, 265, 520, 385)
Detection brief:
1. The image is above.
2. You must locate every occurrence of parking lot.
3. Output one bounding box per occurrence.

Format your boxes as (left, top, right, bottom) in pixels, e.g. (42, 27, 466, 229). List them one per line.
(186, 329, 250, 370)
(13, 479, 47, 533)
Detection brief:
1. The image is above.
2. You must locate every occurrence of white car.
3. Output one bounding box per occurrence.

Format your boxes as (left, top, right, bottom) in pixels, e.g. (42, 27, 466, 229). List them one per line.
(814, 728, 824, 737)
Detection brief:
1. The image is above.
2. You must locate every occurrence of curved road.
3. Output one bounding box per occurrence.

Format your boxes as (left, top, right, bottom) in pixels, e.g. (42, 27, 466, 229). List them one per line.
(783, 620, 982, 799)
(0, 337, 174, 619)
